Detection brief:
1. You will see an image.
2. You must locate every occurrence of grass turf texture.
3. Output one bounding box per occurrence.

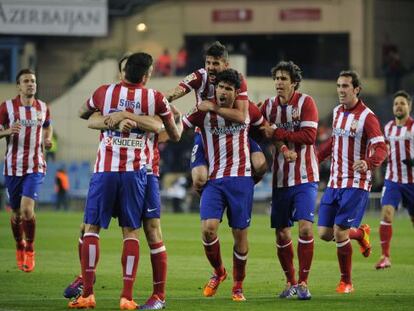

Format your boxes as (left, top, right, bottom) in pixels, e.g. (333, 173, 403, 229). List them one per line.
(0, 211, 413, 310)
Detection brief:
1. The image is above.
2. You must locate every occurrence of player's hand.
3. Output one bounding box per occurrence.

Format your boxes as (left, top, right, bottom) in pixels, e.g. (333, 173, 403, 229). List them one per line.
(260, 123, 275, 139)
(353, 160, 368, 172)
(197, 100, 216, 112)
(106, 111, 125, 128)
(44, 139, 53, 150)
(170, 104, 182, 123)
(118, 119, 137, 133)
(10, 122, 21, 135)
(283, 150, 297, 162)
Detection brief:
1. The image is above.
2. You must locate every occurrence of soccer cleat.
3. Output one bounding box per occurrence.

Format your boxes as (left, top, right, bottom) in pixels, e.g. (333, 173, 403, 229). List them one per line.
(68, 294, 96, 309)
(120, 297, 138, 310)
(16, 249, 25, 271)
(203, 269, 227, 297)
(22, 251, 35, 272)
(64, 275, 84, 299)
(139, 295, 165, 310)
(297, 282, 312, 300)
(357, 224, 371, 257)
(232, 288, 246, 301)
(279, 282, 297, 298)
(336, 281, 354, 294)
(375, 256, 391, 270)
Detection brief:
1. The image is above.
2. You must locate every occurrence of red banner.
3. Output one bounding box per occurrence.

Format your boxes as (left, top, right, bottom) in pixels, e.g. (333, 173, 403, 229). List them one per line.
(279, 8, 321, 21)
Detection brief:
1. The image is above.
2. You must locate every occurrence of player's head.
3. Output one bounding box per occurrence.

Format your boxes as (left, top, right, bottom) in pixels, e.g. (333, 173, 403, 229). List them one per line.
(118, 54, 130, 80)
(16, 68, 36, 98)
(215, 69, 240, 108)
(205, 41, 229, 83)
(337, 70, 362, 106)
(271, 61, 302, 101)
(124, 52, 153, 84)
(392, 90, 412, 120)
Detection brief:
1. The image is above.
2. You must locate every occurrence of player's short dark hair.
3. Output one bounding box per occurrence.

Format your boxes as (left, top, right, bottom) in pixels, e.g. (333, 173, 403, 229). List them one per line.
(338, 70, 362, 89)
(393, 90, 412, 104)
(16, 69, 35, 84)
(271, 61, 302, 90)
(205, 41, 229, 60)
(215, 69, 241, 90)
(124, 52, 153, 83)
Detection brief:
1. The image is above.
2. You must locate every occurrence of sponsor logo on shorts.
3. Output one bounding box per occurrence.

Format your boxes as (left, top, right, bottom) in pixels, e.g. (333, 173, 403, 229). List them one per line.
(147, 208, 157, 213)
(347, 218, 355, 223)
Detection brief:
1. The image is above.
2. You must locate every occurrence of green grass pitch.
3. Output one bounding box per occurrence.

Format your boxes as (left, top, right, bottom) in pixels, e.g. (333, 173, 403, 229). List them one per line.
(0, 210, 413, 310)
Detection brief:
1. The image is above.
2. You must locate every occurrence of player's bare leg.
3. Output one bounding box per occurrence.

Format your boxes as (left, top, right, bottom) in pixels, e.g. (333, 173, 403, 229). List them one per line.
(192, 165, 208, 194)
(251, 151, 267, 184)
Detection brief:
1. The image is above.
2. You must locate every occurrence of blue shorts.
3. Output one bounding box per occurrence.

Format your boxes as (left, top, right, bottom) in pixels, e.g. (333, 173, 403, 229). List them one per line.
(318, 187, 369, 228)
(271, 182, 318, 229)
(84, 168, 153, 229)
(200, 177, 254, 229)
(190, 132, 262, 169)
(381, 180, 414, 216)
(5, 173, 45, 209)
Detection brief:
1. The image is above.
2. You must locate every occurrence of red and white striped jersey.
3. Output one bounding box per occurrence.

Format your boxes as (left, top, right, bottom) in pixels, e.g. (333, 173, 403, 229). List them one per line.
(261, 92, 319, 187)
(183, 102, 264, 180)
(328, 100, 385, 191)
(0, 96, 51, 176)
(86, 81, 172, 175)
(384, 117, 414, 183)
(179, 68, 248, 104)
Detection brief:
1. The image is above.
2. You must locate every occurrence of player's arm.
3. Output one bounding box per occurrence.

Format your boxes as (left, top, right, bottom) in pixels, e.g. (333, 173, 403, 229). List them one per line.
(78, 102, 97, 120)
(0, 123, 21, 139)
(43, 124, 53, 150)
(317, 136, 333, 163)
(353, 114, 387, 172)
(161, 112, 182, 142)
(164, 85, 189, 102)
(197, 99, 248, 123)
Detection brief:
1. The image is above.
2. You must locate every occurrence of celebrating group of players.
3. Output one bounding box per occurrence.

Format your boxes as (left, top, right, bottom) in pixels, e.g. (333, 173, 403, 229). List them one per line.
(1, 41, 413, 310)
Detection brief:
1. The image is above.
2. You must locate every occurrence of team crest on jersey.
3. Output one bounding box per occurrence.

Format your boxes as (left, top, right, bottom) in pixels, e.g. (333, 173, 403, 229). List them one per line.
(350, 119, 359, 135)
(36, 111, 43, 122)
(104, 136, 113, 146)
(183, 73, 197, 84)
(292, 107, 300, 120)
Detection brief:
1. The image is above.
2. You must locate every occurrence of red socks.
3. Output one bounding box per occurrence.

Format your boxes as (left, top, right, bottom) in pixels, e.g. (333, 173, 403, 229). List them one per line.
(298, 236, 314, 284)
(10, 217, 24, 250)
(81, 233, 100, 297)
(233, 249, 248, 288)
(336, 239, 352, 283)
(22, 217, 36, 252)
(276, 239, 296, 285)
(121, 239, 139, 300)
(150, 241, 167, 301)
(379, 221, 392, 257)
(203, 237, 225, 276)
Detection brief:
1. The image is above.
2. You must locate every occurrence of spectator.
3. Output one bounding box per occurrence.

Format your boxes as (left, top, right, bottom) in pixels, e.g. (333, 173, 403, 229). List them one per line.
(55, 168, 70, 211)
(175, 46, 188, 76)
(155, 49, 172, 76)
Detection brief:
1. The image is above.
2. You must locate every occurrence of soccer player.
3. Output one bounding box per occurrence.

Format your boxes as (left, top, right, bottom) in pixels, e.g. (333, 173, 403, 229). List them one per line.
(317, 70, 387, 293)
(165, 41, 267, 191)
(68, 52, 181, 310)
(259, 61, 319, 300)
(376, 90, 414, 270)
(182, 69, 264, 301)
(0, 69, 53, 273)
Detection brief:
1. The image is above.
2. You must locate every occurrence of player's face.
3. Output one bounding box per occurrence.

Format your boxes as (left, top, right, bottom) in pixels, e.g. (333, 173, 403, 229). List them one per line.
(274, 70, 296, 101)
(205, 56, 228, 83)
(216, 81, 236, 108)
(336, 76, 360, 106)
(17, 74, 37, 98)
(393, 96, 411, 120)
